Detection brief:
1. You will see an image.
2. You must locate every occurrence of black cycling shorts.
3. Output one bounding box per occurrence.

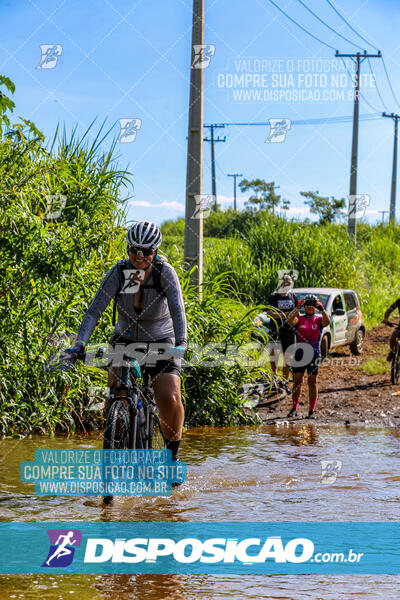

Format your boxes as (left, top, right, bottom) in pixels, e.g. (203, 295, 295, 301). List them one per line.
(291, 348, 321, 375)
(108, 334, 182, 379)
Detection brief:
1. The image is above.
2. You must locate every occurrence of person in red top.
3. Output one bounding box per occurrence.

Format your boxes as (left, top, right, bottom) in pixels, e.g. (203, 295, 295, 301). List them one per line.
(286, 294, 330, 419)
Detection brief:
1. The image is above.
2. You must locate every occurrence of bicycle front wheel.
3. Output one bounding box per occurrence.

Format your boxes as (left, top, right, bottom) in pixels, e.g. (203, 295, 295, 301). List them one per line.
(149, 412, 166, 449)
(102, 400, 130, 505)
(103, 400, 130, 449)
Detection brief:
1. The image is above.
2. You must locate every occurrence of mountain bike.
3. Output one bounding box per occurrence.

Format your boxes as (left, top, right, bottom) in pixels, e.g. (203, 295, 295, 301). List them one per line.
(46, 343, 167, 504)
(101, 346, 167, 504)
(385, 321, 400, 385)
(241, 372, 290, 409)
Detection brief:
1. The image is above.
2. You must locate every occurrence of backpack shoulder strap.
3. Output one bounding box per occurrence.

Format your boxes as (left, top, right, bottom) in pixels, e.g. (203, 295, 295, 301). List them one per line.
(112, 258, 129, 326)
(151, 255, 166, 296)
(139, 254, 166, 296)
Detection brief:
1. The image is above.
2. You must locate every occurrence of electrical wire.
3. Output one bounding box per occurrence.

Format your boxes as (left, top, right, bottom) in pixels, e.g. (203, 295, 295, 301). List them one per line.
(296, 0, 364, 51)
(367, 58, 389, 113)
(340, 57, 380, 113)
(381, 56, 400, 113)
(266, 0, 338, 51)
(205, 114, 380, 128)
(324, 1, 400, 114)
(324, 0, 379, 51)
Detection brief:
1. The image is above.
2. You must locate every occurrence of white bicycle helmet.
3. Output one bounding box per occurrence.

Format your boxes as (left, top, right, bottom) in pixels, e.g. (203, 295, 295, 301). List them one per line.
(126, 221, 162, 250)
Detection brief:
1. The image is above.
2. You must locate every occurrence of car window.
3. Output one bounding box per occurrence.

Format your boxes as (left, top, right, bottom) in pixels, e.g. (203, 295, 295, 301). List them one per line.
(344, 293, 356, 311)
(332, 295, 344, 311)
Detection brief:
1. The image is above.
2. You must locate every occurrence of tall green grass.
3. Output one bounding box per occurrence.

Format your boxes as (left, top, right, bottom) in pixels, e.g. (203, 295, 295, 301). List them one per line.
(161, 212, 400, 326)
(0, 121, 130, 436)
(1, 116, 259, 434)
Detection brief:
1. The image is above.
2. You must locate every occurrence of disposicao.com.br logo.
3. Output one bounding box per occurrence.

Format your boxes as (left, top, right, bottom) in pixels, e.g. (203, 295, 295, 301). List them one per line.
(84, 535, 315, 564)
(82, 536, 364, 566)
(1, 522, 395, 575)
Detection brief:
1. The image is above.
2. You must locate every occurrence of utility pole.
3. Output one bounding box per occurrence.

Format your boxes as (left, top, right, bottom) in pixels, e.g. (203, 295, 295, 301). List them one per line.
(184, 0, 204, 288)
(204, 123, 225, 209)
(382, 112, 400, 224)
(378, 210, 388, 223)
(227, 173, 242, 210)
(335, 50, 381, 241)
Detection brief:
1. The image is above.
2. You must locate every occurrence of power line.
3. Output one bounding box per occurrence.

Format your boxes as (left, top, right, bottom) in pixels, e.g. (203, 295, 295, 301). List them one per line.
(266, 0, 338, 51)
(323, 1, 400, 114)
(340, 57, 380, 113)
(381, 57, 400, 113)
(296, 0, 364, 51)
(324, 0, 379, 51)
(367, 58, 389, 113)
(205, 114, 381, 128)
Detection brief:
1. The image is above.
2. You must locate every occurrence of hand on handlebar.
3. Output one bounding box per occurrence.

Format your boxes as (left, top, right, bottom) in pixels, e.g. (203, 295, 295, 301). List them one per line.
(63, 341, 86, 363)
(167, 345, 186, 360)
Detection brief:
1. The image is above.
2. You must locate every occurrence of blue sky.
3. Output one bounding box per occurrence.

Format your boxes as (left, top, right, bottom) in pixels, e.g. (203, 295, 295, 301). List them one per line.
(1, 0, 400, 225)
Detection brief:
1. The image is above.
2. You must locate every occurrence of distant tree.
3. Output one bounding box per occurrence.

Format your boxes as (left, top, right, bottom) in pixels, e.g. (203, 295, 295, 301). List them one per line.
(238, 178, 290, 214)
(0, 74, 15, 132)
(300, 190, 346, 224)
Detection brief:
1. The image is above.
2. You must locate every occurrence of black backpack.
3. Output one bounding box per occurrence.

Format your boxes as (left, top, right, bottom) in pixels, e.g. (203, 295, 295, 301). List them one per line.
(112, 255, 166, 325)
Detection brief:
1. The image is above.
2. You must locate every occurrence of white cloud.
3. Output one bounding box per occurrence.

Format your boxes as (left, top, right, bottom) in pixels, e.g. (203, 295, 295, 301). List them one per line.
(217, 195, 235, 205)
(286, 205, 311, 214)
(129, 200, 152, 207)
(129, 200, 184, 210)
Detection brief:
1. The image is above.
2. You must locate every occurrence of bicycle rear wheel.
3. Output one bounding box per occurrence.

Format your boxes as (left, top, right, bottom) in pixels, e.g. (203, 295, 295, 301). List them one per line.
(391, 341, 400, 385)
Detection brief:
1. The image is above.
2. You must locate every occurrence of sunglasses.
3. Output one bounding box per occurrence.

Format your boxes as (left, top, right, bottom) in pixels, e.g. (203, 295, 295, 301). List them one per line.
(128, 246, 154, 256)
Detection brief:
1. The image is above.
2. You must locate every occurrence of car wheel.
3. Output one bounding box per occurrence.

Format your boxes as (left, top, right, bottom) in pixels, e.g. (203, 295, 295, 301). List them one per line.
(350, 329, 364, 355)
(320, 335, 329, 359)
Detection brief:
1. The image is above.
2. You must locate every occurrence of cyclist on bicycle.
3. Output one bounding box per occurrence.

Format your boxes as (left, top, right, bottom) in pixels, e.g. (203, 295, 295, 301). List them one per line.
(286, 294, 330, 419)
(383, 298, 400, 361)
(264, 274, 298, 381)
(67, 221, 187, 461)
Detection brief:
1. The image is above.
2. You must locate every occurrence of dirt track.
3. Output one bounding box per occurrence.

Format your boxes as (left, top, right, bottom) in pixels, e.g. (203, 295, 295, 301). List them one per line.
(259, 324, 400, 427)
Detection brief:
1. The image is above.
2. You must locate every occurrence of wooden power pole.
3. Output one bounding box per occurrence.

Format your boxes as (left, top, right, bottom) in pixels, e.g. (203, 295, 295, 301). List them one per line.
(227, 173, 243, 210)
(383, 112, 400, 224)
(184, 0, 204, 288)
(335, 50, 381, 241)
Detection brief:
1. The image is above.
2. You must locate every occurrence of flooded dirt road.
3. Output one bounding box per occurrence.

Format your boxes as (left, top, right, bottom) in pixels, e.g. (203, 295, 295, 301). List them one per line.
(1, 424, 400, 598)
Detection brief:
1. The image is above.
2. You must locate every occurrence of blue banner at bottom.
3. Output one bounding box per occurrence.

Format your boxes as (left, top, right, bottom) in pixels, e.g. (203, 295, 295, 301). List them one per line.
(0, 522, 398, 574)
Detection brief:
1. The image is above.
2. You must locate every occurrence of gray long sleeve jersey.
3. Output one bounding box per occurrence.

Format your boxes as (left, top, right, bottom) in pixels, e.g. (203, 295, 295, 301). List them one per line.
(77, 259, 187, 347)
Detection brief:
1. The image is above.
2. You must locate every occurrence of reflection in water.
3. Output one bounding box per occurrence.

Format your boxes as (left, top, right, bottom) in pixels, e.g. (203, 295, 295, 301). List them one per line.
(266, 423, 319, 447)
(95, 574, 187, 600)
(1, 424, 400, 597)
(1, 573, 400, 600)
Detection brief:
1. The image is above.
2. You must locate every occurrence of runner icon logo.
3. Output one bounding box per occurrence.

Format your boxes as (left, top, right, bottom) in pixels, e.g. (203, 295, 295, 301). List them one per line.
(265, 119, 291, 143)
(42, 529, 82, 567)
(117, 119, 142, 143)
(192, 45, 216, 69)
(37, 45, 63, 69)
(320, 460, 342, 485)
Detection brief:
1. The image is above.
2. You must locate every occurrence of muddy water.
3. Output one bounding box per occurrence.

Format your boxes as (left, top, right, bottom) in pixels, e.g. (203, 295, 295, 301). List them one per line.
(1, 424, 400, 598)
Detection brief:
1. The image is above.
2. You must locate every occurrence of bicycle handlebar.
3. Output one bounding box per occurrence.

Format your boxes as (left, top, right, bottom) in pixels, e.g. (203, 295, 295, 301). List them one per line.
(384, 320, 400, 328)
